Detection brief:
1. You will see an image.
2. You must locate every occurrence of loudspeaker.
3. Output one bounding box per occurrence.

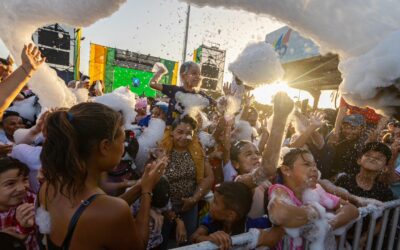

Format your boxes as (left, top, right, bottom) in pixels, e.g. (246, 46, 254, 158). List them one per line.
(39, 47, 70, 66)
(201, 63, 219, 78)
(201, 78, 218, 90)
(38, 29, 70, 50)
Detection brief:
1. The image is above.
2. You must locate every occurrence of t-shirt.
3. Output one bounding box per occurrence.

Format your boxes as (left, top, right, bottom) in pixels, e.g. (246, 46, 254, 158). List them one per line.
(161, 85, 215, 125)
(200, 213, 245, 236)
(335, 173, 394, 202)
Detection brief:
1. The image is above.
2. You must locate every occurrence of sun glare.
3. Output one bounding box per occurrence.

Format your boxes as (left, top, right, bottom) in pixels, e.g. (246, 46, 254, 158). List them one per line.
(251, 81, 309, 105)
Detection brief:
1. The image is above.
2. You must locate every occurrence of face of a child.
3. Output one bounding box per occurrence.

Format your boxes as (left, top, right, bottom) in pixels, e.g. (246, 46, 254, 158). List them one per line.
(288, 153, 318, 189)
(209, 192, 230, 221)
(181, 65, 202, 89)
(151, 107, 166, 121)
(0, 169, 29, 209)
(358, 150, 387, 172)
(234, 143, 261, 174)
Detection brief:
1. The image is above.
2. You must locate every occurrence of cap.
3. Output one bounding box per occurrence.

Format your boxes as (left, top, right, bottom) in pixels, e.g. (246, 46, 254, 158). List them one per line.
(155, 101, 168, 114)
(343, 114, 365, 127)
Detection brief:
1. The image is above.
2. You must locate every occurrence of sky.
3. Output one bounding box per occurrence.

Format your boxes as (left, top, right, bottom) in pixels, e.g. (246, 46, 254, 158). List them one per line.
(0, 0, 335, 108)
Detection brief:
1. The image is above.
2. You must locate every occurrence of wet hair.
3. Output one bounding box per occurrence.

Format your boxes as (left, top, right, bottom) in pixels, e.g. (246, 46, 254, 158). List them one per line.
(360, 142, 392, 164)
(171, 115, 197, 131)
(151, 176, 170, 209)
(179, 61, 198, 75)
(0, 157, 29, 177)
(276, 148, 311, 183)
(215, 182, 253, 220)
(281, 148, 311, 168)
(230, 140, 253, 163)
(41, 102, 123, 198)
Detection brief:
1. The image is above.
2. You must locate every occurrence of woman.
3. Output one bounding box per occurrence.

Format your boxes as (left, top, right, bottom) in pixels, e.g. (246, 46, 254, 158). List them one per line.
(159, 115, 214, 249)
(38, 102, 165, 249)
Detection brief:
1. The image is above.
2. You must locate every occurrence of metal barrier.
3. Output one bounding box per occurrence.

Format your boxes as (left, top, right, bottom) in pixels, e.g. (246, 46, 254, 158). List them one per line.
(172, 199, 400, 250)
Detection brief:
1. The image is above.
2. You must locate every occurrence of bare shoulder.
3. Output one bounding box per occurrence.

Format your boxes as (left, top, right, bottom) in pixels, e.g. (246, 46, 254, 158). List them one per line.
(89, 195, 133, 221)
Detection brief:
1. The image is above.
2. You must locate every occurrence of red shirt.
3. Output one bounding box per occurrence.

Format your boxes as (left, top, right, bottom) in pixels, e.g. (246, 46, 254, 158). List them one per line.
(340, 98, 382, 125)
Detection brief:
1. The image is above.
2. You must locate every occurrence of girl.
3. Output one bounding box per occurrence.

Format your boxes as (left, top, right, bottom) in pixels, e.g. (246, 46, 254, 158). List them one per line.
(268, 148, 359, 249)
(229, 140, 286, 248)
(38, 102, 165, 249)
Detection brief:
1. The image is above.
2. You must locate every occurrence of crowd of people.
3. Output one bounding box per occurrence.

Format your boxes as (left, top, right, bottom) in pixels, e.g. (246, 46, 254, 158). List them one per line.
(0, 43, 399, 250)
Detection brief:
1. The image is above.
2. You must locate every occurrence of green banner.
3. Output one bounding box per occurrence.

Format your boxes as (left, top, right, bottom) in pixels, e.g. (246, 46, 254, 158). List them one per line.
(113, 66, 156, 97)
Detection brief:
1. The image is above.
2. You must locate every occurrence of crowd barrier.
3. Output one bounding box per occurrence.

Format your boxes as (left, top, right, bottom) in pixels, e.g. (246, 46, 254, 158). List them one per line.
(173, 199, 400, 250)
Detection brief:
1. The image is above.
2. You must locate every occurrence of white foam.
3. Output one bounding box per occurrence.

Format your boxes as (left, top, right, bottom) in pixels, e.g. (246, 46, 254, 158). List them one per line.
(0, 0, 127, 108)
(228, 42, 284, 86)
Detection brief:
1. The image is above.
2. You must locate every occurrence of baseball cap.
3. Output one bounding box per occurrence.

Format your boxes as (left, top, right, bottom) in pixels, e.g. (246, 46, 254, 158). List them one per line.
(343, 114, 365, 127)
(155, 101, 168, 114)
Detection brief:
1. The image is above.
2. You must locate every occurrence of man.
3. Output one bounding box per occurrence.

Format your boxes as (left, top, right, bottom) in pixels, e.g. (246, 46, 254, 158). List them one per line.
(149, 61, 215, 125)
(321, 114, 366, 179)
(0, 111, 25, 156)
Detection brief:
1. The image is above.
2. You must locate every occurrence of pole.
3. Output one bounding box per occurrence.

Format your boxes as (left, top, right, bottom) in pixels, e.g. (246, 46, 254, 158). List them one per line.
(182, 4, 191, 63)
(74, 27, 82, 80)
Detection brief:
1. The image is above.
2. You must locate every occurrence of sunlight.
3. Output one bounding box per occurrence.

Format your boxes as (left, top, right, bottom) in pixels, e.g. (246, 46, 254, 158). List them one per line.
(251, 81, 308, 105)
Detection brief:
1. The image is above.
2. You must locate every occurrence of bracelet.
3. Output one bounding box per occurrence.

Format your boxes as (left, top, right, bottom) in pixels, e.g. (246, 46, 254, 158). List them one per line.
(141, 192, 153, 198)
(21, 65, 32, 78)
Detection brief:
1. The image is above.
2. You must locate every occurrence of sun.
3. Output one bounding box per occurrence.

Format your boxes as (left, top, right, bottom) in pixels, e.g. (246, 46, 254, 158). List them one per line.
(251, 81, 308, 105)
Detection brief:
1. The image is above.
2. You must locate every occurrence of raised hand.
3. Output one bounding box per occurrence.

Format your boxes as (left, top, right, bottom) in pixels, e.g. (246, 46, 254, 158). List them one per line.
(21, 43, 46, 71)
(273, 92, 294, 117)
(140, 156, 168, 193)
(243, 90, 254, 107)
(223, 82, 237, 96)
(309, 111, 325, 129)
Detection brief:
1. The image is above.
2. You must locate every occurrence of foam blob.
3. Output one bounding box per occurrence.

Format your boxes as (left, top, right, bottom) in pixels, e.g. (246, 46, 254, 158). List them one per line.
(94, 87, 137, 128)
(175, 91, 209, 117)
(71, 88, 89, 103)
(7, 96, 41, 122)
(339, 30, 400, 116)
(232, 120, 253, 141)
(135, 118, 166, 173)
(228, 42, 284, 86)
(198, 131, 215, 149)
(0, 0, 127, 108)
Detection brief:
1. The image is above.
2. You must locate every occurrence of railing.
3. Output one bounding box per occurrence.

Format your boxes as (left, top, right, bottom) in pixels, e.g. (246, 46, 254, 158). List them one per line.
(173, 199, 400, 250)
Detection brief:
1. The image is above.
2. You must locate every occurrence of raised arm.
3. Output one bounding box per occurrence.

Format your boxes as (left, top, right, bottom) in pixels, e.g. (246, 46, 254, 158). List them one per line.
(0, 44, 45, 116)
(290, 112, 324, 149)
(237, 92, 294, 188)
(149, 66, 168, 92)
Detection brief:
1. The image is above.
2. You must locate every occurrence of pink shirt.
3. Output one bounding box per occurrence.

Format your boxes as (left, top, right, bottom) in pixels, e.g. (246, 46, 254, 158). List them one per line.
(268, 184, 340, 250)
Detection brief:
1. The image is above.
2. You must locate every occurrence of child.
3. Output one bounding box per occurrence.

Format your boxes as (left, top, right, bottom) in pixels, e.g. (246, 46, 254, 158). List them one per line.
(0, 156, 38, 250)
(268, 148, 359, 249)
(335, 142, 394, 201)
(191, 182, 253, 250)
